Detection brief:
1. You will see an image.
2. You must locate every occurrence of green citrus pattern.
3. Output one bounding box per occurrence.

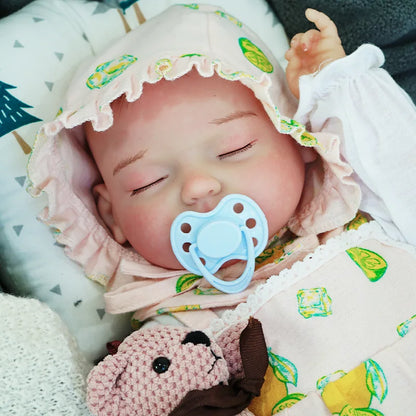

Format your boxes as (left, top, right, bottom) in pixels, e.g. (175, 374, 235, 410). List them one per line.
(238, 37, 273, 73)
(272, 393, 306, 414)
(181, 3, 199, 9)
(255, 239, 294, 268)
(156, 304, 201, 315)
(321, 360, 387, 415)
(215, 64, 256, 81)
(249, 348, 304, 415)
(346, 211, 370, 231)
(279, 118, 303, 134)
(215, 10, 243, 27)
(193, 287, 222, 295)
(268, 348, 298, 386)
(176, 273, 202, 293)
(86, 55, 137, 89)
(180, 53, 204, 58)
(297, 287, 333, 318)
(346, 247, 387, 282)
(299, 131, 319, 146)
(317, 370, 348, 391)
(339, 405, 384, 416)
(365, 360, 388, 404)
(397, 313, 416, 337)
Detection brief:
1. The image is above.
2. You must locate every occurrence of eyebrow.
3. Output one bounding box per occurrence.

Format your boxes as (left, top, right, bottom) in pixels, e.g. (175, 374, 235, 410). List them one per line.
(209, 110, 257, 125)
(113, 149, 147, 176)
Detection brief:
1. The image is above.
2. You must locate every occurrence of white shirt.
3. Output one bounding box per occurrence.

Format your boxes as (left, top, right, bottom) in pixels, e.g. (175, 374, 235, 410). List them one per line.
(295, 44, 416, 245)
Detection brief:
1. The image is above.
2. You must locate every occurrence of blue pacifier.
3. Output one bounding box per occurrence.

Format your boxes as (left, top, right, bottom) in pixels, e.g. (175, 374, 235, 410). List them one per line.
(170, 194, 268, 293)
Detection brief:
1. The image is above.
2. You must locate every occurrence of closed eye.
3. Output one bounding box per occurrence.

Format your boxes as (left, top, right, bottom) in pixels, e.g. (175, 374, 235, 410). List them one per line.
(218, 142, 255, 160)
(130, 175, 168, 196)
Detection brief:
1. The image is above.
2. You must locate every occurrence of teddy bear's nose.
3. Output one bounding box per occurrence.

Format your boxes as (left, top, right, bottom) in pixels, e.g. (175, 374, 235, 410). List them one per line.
(182, 331, 211, 347)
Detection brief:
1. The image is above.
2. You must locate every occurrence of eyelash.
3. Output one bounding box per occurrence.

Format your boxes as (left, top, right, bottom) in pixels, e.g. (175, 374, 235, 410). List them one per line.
(129, 142, 255, 196)
(130, 175, 168, 196)
(218, 142, 255, 160)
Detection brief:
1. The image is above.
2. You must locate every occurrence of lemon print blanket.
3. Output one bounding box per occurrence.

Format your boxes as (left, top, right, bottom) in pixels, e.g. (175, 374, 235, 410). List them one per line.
(208, 221, 416, 415)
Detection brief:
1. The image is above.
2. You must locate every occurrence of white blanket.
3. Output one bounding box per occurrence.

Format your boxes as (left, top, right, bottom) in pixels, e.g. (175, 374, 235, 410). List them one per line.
(0, 293, 93, 415)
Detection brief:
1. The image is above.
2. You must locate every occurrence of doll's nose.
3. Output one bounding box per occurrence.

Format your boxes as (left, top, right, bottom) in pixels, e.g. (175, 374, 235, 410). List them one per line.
(181, 173, 221, 209)
(182, 331, 211, 347)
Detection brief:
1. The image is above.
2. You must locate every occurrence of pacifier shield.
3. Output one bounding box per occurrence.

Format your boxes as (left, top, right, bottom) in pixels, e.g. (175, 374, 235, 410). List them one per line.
(170, 194, 268, 293)
(197, 221, 241, 258)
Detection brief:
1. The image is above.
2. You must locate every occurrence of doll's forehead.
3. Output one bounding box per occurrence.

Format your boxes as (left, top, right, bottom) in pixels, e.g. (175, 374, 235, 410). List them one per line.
(85, 69, 265, 158)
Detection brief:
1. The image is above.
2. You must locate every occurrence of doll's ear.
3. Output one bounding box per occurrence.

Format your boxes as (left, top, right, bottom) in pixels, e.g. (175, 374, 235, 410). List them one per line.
(93, 183, 127, 244)
(87, 354, 128, 412)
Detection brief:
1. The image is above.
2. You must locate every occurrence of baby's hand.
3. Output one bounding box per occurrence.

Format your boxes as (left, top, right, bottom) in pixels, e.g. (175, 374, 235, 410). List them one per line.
(285, 9, 346, 99)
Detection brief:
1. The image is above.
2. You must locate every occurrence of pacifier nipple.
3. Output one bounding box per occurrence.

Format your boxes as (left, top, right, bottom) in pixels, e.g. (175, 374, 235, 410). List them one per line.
(170, 194, 268, 293)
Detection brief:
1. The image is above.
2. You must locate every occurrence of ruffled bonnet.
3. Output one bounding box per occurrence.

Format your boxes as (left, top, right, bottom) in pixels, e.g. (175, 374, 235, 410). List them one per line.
(27, 4, 360, 289)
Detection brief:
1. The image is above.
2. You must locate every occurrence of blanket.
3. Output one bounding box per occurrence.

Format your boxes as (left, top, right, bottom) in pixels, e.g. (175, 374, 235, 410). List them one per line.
(0, 294, 92, 415)
(266, 0, 416, 104)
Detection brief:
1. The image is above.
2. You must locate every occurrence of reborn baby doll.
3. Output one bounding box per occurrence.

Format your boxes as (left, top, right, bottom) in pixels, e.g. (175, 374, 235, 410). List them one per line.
(28, 4, 416, 414)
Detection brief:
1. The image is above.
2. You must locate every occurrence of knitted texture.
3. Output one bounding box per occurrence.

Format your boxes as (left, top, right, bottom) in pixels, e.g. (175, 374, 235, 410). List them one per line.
(87, 326, 230, 416)
(216, 320, 247, 379)
(0, 294, 92, 415)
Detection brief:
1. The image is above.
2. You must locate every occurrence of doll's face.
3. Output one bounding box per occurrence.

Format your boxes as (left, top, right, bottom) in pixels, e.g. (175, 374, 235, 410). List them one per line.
(86, 70, 310, 269)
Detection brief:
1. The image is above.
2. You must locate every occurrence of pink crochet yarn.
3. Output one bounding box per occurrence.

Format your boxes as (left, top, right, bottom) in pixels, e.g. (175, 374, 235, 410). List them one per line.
(87, 326, 230, 416)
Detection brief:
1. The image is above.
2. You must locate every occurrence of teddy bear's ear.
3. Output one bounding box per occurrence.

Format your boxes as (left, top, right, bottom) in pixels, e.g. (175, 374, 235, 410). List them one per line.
(215, 320, 248, 379)
(87, 353, 128, 414)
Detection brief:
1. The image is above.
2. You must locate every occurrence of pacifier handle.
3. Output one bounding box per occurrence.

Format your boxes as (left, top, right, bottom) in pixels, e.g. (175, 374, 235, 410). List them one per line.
(189, 226, 254, 293)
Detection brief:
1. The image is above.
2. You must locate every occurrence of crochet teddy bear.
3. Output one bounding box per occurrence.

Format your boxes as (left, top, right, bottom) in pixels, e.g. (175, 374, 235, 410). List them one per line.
(87, 317, 267, 416)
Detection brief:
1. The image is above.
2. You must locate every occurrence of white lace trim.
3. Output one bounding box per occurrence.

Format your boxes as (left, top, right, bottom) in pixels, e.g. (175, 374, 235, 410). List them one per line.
(207, 221, 416, 337)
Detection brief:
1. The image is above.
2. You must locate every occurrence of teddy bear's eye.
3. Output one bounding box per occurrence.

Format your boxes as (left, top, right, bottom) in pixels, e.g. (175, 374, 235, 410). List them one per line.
(152, 357, 171, 374)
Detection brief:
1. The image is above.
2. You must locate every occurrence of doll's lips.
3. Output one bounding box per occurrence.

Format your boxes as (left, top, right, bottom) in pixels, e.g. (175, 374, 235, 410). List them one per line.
(222, 259, 240, 268)
(208, 349, 222, 374)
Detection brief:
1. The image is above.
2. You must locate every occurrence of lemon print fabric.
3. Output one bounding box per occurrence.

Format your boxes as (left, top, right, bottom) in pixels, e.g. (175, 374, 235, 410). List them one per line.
(215, 10, 243, 27)
(279, 118, 303, 134)
(193, 287, 222, 295)
(346, 247, 387, 282)
(86, 55, 137, 89)
(255, 239, 294, 268)
(181, 3, 199, 9)
(346, 211, 370, 231)
(299, 130, 319, 147)
(397, 313, 416, 337)
(175, 273, 202, 293)
(321, 360, 387, 415)
(239, 37, 273, 73)
(156, 304, 201, 315)
(278, 118, 319, 146)
(297, 287, 333, 319)
(249, 348, 306, 415)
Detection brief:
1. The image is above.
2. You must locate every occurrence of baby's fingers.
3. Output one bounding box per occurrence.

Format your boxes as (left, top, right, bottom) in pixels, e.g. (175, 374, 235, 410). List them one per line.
(305, 8, 339, 39)
(291, 29, 320, 52)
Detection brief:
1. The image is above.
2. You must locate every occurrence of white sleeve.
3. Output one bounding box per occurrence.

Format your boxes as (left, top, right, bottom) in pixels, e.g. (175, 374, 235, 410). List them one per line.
(294, 44, 416, 245)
